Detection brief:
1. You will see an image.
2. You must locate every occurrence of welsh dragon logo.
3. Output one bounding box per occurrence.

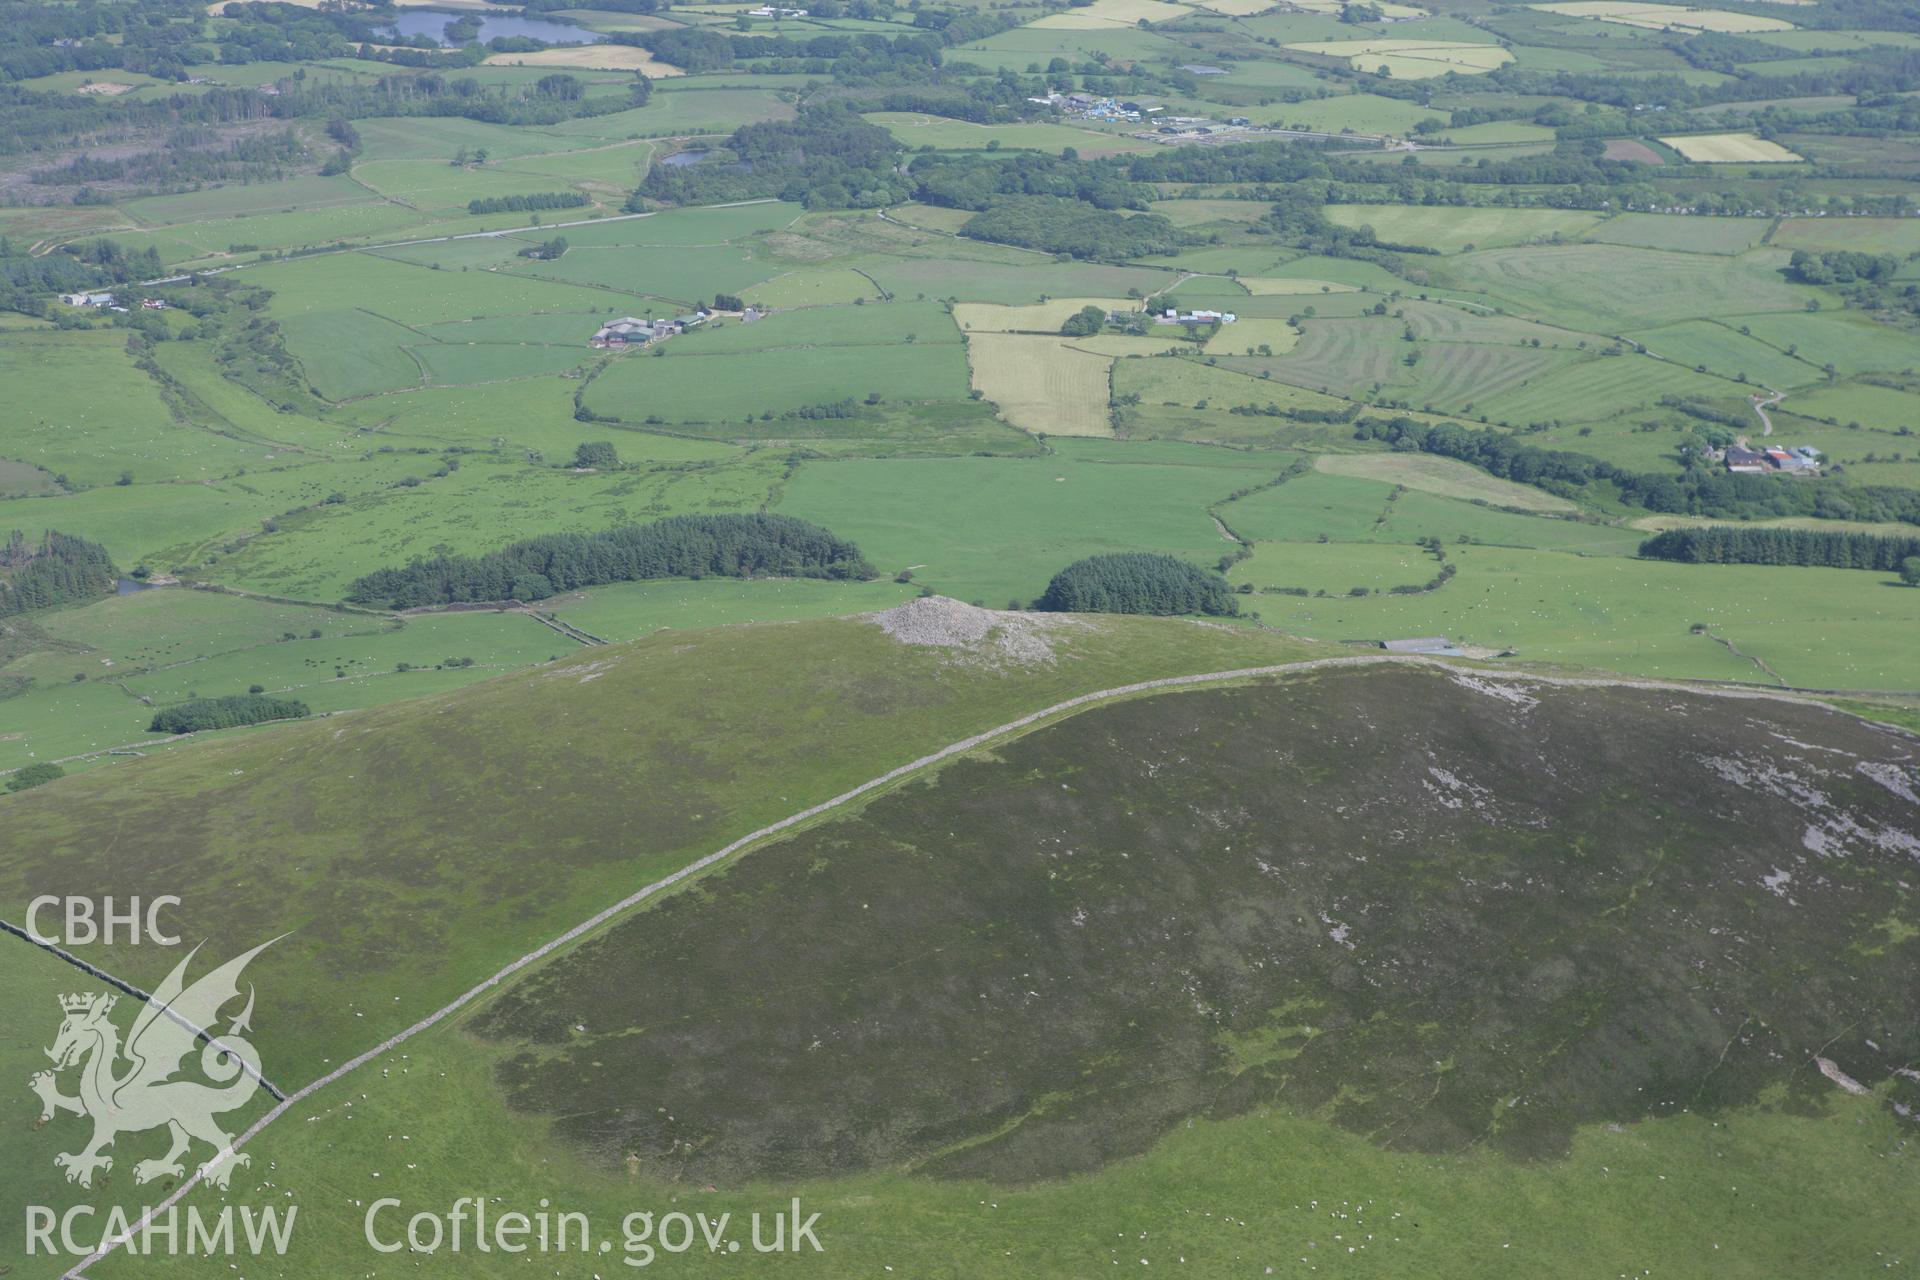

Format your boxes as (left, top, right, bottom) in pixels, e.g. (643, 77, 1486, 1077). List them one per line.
(30, 939, 276, 1191)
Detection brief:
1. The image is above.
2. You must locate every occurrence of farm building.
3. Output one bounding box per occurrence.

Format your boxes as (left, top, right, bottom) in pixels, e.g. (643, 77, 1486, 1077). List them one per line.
(1158, 307, 1237, 326)
(1724, 447, 1769, 474)
(59, 291, 114, 308)
(590, 309, 713, 349)
(1724, 445, 1819, 475)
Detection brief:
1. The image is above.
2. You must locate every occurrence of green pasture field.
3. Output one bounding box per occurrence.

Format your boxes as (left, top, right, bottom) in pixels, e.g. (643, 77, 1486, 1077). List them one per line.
(1786, 380, 1920, 428)
(555, 200, 800, 245)
(671, 299, 961, 352)
(0, 592, 568, 769)
(1769, 216, 1920, 256)
(950, 24, 1184, 67)
(583, 339, 971, 424)
(1432, 121, 1558, 145)
(1236, 92, 1440, 134)
(775, 445, 1287, 602)
(256, 249, 647, 327)
(536, 87, 796, 138)
(863, 112, 1159, 156)
(351, 158, 603, 216)
(203, 452, 790, 603)
(853, 254, 1174, 305)
(1240, 542, 1920, 685)
(1624, 319, 1823, 388)
(484, 139, 657, 189)
(544, 575, 918, 640)
(326, 379, 739, 459)
(510, 241, 787, 303)
(0, 330, 287, 486)
(276, 308, 427, 400)
(411, 342, 592, 386)
(1445, 244, 1812, 329)
(745, 266, 885, 306)
(1146, 198, 1274, 228)
(1579, 211, 1772, 253)
(118, 175, 386, 227)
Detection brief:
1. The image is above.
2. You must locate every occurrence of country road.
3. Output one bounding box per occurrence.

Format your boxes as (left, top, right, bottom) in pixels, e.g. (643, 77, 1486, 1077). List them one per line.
(1752, 388, 1785, 437)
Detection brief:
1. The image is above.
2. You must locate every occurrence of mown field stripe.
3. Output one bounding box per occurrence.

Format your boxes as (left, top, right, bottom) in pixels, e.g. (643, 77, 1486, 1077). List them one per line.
(60, 653, 1899, 1278)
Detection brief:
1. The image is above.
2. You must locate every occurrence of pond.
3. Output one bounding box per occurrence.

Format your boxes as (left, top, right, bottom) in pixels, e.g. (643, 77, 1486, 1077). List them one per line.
(376, 10, 602, 47)
(115, 578, 154, 595)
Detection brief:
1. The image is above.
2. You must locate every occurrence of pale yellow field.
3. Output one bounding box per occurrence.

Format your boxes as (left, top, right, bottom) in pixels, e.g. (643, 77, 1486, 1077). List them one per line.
(967, 333, 1115, 437)
(1532, 1, 1794, 31)
(1631, 514, 1919, 537)
(1193, 0, 1278, 13)
(1285, 0, 1427, 11)
(75, 81, 138, 95)
(1315, 452, 1577, 512)
(1030, 0, 1194, 26)
(1069, 334, 1192, 356)
(1660, 132, 1803, 163)
(953, 299, 1135, 333)
(484, 45, 684, 73)
(1239, 277, 1360, 295)
(1287, 38, 1513, 77)
(1206, 318, 1301, 356)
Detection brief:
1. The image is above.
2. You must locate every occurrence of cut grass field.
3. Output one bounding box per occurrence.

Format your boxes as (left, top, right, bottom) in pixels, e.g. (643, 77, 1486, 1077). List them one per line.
(1285, 38, 1514, 78)
(1660, 131, 1805, 162)
(1313, 451, 1577, 510)
(965, 332, 1115, 437)
(482, 44, 683, 72)
(1532, 0, 1795, 31)
(1322, 205, 1606, 252)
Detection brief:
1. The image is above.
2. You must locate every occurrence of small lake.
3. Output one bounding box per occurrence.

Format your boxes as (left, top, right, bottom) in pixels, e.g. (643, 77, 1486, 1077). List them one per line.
(659, 149, 716, 167)
(377, 10, 602, 47)
(115, 578, 154, 595)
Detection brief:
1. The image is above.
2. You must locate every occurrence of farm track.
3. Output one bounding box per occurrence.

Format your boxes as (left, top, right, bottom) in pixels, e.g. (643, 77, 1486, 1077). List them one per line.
(59, 650, 1919, 1278)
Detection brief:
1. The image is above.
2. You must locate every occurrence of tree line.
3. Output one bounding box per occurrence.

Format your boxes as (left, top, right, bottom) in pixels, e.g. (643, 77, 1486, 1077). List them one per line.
(467, 191, 589, 216)
(1638, 526, 1920, 571)
(346, 513, 877, 608)
(1353, 417, 1920, 528)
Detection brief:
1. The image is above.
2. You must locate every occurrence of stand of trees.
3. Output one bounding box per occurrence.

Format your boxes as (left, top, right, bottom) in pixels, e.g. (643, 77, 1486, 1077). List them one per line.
(467, 191, 589, 215)
(0, 530, 116, 616)
(1639, 526, 1920, 571)
(1037, 553, 1239, 616)
(150, 694, 311, 735)
(961, 196, 1180, 259)
(346, 513, 876, 608)
(632, 104, 907, 210)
